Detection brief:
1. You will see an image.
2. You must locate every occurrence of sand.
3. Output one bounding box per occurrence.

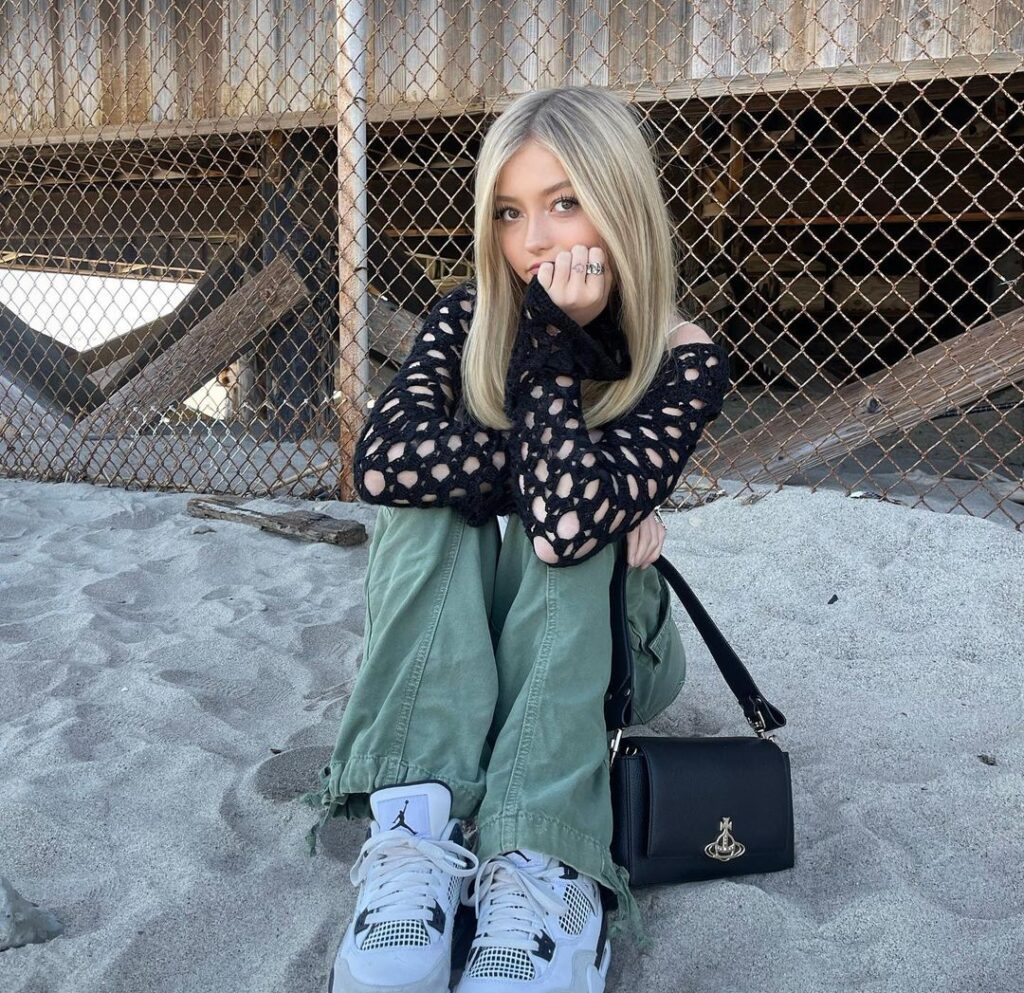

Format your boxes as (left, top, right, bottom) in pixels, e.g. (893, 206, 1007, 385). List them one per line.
(0, 476, 1021, 992)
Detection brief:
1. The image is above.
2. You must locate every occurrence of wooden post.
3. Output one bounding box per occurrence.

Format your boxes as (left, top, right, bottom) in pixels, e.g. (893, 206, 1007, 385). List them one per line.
(258, 132, 332, 442)
(0, 303, 106, 415)
(335, 0, 372, 503)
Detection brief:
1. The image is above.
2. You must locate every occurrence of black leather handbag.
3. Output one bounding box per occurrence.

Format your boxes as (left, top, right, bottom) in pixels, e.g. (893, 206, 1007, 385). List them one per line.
(605, 537, 795, 886)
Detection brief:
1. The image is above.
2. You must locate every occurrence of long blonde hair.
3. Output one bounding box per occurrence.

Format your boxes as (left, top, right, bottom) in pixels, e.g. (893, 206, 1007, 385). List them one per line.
(462, 84, 689, 429)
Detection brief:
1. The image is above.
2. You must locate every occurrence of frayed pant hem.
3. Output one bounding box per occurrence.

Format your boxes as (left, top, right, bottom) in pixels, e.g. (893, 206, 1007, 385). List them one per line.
(296, 753, 485, 856)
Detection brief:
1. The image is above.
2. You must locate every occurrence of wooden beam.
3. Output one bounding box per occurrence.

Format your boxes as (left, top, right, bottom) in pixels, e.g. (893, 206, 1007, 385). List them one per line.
(0, 368, 77, 437)
(704, 305, 1024, 482)
(0, 302, 106, 415)
(75, 251, 308, 438)
(0, 54, 1019, 152)
(76, 241, 253, 376)
(0, 180, 260, 241)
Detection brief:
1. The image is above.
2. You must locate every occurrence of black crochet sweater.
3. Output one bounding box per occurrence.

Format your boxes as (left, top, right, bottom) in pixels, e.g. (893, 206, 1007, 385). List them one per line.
(353, 277, 731, 566)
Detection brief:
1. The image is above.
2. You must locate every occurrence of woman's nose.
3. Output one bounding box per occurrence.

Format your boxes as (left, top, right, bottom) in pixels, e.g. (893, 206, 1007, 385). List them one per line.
(523, 215, 553, 252)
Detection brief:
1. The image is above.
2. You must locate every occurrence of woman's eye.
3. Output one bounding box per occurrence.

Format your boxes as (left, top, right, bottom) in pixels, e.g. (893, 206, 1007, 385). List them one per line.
(493, 196, 579, 222)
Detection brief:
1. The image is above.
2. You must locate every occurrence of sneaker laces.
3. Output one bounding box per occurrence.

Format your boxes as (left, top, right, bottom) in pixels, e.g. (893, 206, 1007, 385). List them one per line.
(463, 854, 570, 953)
(350, 827, 480, 932)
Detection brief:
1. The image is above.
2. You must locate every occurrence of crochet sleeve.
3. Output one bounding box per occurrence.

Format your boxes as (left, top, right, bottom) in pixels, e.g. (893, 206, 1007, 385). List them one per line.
(504, 281, 731, 566)
(354, 282, 512, 526)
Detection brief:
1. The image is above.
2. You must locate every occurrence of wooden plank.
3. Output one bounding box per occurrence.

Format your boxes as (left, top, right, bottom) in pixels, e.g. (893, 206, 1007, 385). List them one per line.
(197, 0, 224, 119)
(71, 0, 102, 129)
(223, 0, 261, 118)
(705, 304, 1024, 482)
(997, 0, 1024, 52)
(27, 0, 57, 131)
(364, 293, 421, 366)
(76, 251, 308, 436)
(97, 0, 128, 125)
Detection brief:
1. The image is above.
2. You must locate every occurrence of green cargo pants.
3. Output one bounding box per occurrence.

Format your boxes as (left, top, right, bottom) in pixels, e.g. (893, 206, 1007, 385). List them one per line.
(299, 503, 688, 949)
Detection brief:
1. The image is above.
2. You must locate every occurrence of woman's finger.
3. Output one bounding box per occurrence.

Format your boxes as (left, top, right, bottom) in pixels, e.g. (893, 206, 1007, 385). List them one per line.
(588, 245, 608, 307)
(639, 515, 666, 569)
(641, 529, 656, 569)
(553, 250, 572, 295)
(627, 522, 650, 568)
(570, 244, 589, 299)
(630, 521, 650, 569)
(626, 527, 638, 567)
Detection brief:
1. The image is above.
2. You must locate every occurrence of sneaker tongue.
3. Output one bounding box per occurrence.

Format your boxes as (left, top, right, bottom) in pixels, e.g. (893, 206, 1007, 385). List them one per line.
(369, 781, 452, 839)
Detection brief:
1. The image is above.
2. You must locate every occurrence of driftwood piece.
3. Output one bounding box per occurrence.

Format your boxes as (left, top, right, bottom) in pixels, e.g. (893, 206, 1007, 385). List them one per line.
(185, 495, 366, 545)
(76, 252, 307, 437)
(706, 304, 1024, 483)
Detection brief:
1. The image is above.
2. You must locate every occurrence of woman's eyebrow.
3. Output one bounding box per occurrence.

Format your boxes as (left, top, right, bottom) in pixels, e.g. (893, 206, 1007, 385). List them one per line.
(494, 180, 574, 204)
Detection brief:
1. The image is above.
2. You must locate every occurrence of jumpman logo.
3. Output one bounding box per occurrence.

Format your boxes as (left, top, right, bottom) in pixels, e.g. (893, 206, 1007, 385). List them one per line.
(389, 800, 416, 834)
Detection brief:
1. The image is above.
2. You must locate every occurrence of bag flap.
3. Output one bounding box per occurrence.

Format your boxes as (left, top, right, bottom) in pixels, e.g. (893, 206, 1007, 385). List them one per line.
(639, 736, 792, 858)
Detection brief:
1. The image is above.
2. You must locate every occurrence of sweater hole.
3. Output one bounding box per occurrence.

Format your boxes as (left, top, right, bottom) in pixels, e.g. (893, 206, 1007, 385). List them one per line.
(362, 470, 385, 496)
(555, 511, 581, 540)
(533, 535, 559, 565)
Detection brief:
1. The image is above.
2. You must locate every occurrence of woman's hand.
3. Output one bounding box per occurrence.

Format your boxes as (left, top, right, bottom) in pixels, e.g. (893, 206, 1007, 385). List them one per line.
(535, 244, 613, 328)
(626, 508, 667, 569)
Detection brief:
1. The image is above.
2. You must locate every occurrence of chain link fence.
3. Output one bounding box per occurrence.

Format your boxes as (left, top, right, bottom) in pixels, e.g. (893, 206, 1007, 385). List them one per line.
(1, 2, 1022, 527)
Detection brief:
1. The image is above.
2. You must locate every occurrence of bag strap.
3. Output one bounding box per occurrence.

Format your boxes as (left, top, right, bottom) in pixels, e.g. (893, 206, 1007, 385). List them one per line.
(606, 537, 787, 738)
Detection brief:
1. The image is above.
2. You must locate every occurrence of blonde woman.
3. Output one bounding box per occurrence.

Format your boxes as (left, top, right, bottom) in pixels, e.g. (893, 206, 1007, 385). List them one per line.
(301, 84, 730, 993)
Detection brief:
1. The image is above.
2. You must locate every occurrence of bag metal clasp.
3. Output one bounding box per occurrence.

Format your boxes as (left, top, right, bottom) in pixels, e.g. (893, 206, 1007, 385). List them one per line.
(747, 708, 781, 745)
(608, 727, 623, 767)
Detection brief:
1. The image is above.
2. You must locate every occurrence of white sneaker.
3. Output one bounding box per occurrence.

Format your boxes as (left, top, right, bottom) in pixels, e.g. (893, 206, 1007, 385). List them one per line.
(329, 780, 480, 993)
(453, 848, 611, 993)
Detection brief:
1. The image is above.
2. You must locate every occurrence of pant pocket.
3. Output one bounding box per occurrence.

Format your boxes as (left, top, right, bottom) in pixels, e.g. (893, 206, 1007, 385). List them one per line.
(627, 569, 687, 725)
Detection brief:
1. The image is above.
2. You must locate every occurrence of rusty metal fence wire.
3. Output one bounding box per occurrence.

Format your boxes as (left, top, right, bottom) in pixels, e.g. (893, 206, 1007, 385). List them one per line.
(0, 2, 1022, 528)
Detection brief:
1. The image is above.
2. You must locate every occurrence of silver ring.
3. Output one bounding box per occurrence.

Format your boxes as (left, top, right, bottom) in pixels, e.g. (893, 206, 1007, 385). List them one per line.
(653, 506, 666, 529)
(585, 262, 604, 275)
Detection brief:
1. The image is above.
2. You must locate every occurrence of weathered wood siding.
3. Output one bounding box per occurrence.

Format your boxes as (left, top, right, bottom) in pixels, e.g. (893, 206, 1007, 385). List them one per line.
(1, 0, 1022, 136)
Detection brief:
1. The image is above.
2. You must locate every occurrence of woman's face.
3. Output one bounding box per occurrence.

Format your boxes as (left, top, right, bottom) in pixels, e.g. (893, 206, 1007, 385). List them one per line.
(493, 140, 614, 288)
